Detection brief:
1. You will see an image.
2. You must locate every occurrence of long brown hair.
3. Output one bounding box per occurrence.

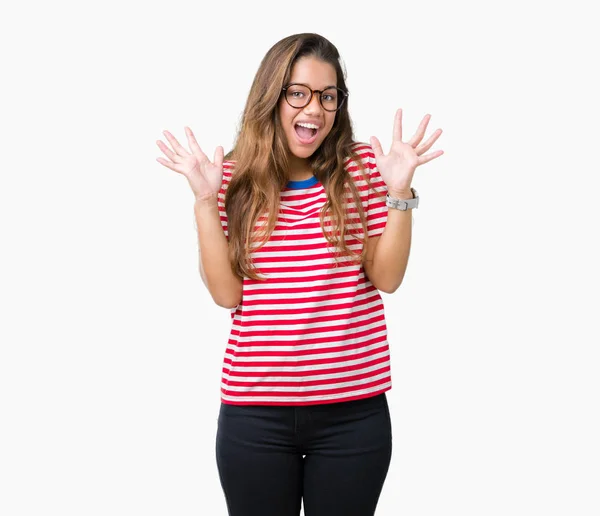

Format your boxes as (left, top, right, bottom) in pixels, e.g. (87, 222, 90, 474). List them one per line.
(225, 33, 378, 280)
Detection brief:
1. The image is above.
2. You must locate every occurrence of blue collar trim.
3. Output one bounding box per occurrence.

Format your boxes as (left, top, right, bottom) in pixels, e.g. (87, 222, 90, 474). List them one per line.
(286, 175, 319, 189)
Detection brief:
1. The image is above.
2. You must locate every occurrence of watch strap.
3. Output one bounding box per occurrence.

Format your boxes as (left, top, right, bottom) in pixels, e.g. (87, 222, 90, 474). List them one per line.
(386, 188, 419, 210)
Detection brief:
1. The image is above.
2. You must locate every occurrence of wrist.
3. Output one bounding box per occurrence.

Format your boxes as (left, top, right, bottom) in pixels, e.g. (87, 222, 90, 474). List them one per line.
(194, 193, 219, 209)
(387, 188, 414, 199)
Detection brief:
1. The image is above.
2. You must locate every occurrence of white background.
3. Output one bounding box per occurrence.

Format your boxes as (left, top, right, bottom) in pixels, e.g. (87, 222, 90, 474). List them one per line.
(1, 0, 599, 514)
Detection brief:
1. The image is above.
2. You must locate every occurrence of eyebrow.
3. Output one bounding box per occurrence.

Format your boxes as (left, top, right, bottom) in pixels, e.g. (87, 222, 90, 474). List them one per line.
(289, 82, 338, 90)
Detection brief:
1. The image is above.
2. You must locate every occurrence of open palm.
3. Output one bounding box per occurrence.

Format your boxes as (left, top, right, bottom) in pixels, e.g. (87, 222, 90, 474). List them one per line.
(370, 109, 444, 194)
(156, 127, 224, 201)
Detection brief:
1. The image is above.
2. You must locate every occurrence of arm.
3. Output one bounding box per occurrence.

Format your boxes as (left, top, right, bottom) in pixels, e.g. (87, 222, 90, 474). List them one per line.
(155, 128, 242, 307)
(363, 188, 413, 294)
(194, 193, 243, 308)
(365, 108, 443, 293)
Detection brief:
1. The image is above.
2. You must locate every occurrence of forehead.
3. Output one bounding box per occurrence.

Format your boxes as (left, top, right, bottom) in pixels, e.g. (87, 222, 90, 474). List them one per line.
(289, 56, 337, 88)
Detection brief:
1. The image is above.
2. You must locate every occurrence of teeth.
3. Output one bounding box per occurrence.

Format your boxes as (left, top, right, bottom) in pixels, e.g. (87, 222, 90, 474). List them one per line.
(296, 122, 319, 129)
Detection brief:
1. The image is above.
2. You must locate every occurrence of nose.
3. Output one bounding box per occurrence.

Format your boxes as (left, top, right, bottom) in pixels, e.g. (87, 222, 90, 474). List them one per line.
(303, 92, 323, 114)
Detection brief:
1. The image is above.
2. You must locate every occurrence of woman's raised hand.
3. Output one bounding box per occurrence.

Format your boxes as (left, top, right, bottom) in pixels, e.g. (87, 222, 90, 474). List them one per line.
(156, 127, 224, 201)
(370, 109, 443, 196)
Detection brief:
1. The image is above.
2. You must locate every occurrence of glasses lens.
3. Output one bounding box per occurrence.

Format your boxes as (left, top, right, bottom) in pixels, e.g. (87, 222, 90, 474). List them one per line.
(321, 88, 341, 111)
(286, 85, 311, 108)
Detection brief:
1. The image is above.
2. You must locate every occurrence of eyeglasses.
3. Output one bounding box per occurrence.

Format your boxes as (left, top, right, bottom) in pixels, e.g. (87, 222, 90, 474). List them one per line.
(281, 83, 348, 112)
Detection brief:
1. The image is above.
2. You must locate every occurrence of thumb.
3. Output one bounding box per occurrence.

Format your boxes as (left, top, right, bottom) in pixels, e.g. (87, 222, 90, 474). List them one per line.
(369, 136, 384, 160)
(214, 146, 224, 169)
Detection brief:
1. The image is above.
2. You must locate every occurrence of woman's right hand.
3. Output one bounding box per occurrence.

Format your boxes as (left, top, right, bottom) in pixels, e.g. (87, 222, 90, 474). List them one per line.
(156, 127, 224, 201)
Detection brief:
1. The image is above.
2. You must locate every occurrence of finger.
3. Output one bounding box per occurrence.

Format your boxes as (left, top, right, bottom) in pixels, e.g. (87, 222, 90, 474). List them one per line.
(393, 108, 403, 142)
(163, 130, 190, 157)
(156, 157, 184, 174)
(156, 140, 183, 163)
(415, 128, 443, 156)
(185, 126, 209, 163)
(417, 149, 444, 166)
(407, 114, 431, 147)
(369, 136, 384, 160)
(214, 145, 224, 169)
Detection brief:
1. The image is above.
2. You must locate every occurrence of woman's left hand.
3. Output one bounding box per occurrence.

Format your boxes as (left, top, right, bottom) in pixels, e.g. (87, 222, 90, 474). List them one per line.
(370, 109, 444, 197)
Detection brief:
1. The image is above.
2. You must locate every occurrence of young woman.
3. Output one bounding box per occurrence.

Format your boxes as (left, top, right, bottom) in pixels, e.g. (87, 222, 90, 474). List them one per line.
(156, 32, 443, 516)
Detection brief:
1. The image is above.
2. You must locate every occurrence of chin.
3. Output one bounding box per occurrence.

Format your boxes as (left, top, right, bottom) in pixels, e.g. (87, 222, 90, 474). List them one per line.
(288, 137, 324, 159)
(290, 146, 316, 159)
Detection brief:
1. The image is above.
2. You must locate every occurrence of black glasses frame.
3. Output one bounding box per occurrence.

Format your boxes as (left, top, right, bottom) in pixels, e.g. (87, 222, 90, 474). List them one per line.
(281, 83, 349, 112)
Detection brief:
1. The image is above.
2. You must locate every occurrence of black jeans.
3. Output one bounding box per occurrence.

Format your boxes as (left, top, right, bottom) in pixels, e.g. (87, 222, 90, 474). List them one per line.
(215, 393, 392, 516)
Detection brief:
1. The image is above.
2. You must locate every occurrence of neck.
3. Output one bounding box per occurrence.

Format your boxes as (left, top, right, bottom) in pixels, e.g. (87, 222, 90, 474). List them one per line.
(287, 154, 313, 181)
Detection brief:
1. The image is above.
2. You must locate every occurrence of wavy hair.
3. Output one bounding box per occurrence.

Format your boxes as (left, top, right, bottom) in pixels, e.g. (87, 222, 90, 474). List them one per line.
(224, 33, 379, 280)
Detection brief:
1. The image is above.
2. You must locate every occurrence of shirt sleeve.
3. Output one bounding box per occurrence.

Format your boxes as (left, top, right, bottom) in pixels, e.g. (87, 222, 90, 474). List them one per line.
(217, 161, 234, 241)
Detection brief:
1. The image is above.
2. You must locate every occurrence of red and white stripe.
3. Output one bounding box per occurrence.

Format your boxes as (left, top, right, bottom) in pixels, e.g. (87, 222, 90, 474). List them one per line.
(216, 143, 391, 405)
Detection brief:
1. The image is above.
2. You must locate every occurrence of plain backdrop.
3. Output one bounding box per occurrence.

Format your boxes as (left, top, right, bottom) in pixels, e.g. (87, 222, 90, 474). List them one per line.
(1, 0, 599, 515)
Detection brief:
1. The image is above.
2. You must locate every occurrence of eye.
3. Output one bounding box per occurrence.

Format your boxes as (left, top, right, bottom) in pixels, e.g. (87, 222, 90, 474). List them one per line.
(321, 89, 339, 102)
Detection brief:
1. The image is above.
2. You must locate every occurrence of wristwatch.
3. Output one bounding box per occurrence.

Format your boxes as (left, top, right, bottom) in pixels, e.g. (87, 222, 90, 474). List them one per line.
(386, 188, 419, 210)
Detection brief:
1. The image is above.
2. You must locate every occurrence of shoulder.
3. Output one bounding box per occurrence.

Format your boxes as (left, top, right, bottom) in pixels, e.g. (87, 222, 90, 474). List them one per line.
(349, 141, 376, 161)
(345, 141, 376, 170)
(223, 159, 236, 178)
(344, 141, 379, 182)
(217, 160, 237, 209)
(220, 159, 236, 190)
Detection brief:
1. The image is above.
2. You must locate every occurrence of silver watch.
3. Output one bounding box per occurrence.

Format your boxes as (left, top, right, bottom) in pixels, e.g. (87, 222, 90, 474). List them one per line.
(386, 188, 419, 210)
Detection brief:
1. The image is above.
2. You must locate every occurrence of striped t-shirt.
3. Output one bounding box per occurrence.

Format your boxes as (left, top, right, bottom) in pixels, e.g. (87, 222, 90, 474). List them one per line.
(216, 142, 390, 406)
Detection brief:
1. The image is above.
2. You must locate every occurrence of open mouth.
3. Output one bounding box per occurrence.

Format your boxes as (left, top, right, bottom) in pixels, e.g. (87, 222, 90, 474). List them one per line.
(294, 124, 319, 145)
